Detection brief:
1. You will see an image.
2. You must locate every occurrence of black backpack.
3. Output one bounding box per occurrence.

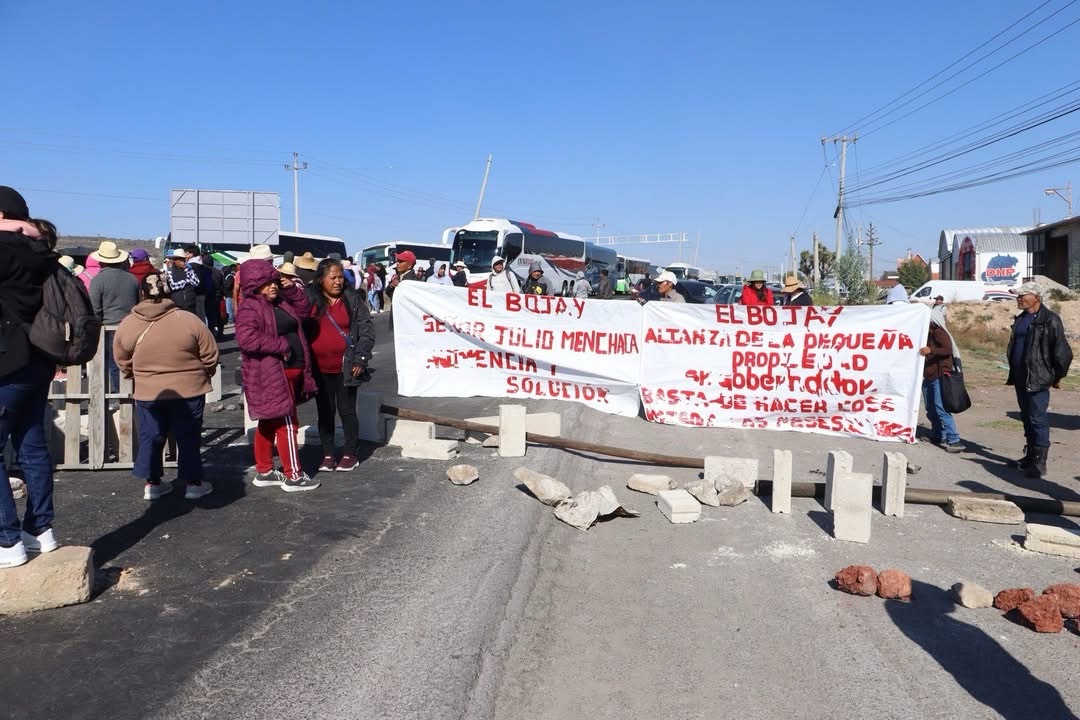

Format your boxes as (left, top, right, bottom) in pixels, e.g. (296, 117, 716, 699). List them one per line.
(29, 262, 103, 366)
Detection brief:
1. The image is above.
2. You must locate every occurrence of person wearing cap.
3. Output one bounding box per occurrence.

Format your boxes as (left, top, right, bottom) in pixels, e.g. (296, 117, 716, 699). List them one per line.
(740, 270, 774, 306)
(427, 263, 453, 286)
(654, 271, 685, 303)
(89, 241, 139, 393)
(0, 186, 62, 568)
(572, 270, 591, 299)
(521, 260, 551, 296)
(1005, 281, 1073, 478)
(451, 260, 469, 288)
(128, 248, 155, 285)
(386, 250, 421, 299)
(782, 274, 812, 307)
(487, 256, 521, 293)
(165, 248, 201, 314)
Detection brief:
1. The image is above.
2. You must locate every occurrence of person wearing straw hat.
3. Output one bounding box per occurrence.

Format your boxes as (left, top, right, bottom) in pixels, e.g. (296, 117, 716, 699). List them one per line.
(451, 260, 469, 288)
(740, 269, 774, 306)
(89, 241, 139, 393)
(782, 274, 812, 306)
(293, 251, 319, 286)
(278, 261, 304, 288)
(58, 255, 85, 278)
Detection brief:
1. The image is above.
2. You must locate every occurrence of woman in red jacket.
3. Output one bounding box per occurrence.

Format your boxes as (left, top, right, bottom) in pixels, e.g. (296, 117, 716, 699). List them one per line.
(235, 261, 320, 492)
(740, 269, 774, 306)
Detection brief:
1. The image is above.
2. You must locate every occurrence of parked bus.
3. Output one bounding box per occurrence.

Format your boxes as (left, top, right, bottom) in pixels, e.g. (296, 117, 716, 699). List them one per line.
(358, 241, 451, 272)
(615, 255, 651, 294)
(162, 231, 348, 266)
(448, 217, 617, 295)
(664, 262, 702, 280)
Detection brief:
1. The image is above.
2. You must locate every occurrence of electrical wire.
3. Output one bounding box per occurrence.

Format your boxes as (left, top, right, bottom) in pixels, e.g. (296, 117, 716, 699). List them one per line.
(834, 0, 1067, 135)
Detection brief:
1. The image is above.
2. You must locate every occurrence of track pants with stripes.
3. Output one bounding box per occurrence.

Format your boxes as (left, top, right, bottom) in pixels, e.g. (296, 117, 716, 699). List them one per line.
(254, 368, 304, 480)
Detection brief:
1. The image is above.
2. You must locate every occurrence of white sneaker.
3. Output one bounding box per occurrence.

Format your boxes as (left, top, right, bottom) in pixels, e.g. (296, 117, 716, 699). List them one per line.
(21, 528, 58, 553)
(184, 481, 213, 500)
(0, 541, 28, 569)
(144, 480, 174, 501)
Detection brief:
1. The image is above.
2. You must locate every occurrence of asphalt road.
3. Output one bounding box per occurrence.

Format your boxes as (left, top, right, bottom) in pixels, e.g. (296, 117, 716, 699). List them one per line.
(3, 310, 1080, 720)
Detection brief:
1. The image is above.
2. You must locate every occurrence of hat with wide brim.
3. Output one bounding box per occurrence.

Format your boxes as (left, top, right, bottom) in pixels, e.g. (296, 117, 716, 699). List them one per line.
(248, 244, 274, 261)
(453, 261, 466, 268)
(748, 269, 766, 282)
(294, 251, 318, 271)
(782, 274, 801, 292)
(278, 262, 299, 277)
(90, 240, 129, 264)
(58, 255, 85, 275)
(169, 248, 187, 259)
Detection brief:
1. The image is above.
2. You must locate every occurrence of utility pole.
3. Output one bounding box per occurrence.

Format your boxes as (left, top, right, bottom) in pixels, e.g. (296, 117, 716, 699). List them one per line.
(822, 135, 854, 259)
(789, 235, 796, 278)
(863, 223, 881, 282)
(592, 217, 605, 243)
(812, 231, 819, 288)
(1043, 180, 1072, 218)
(284, 151, 308, 232)
(474, 154, 493, 220)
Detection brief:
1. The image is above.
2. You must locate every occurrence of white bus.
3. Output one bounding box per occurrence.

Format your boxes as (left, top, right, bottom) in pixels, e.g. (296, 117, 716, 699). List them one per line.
(163, 231, 348, 266)
(664, 262, 702, 280)
(615, 255, 651, 294)
(358, 241, 451, 272)
(448, 217, 618, 295)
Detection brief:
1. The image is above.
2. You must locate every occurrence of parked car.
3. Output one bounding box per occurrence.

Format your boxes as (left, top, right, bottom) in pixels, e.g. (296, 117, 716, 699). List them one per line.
(710, 284, 741, 304)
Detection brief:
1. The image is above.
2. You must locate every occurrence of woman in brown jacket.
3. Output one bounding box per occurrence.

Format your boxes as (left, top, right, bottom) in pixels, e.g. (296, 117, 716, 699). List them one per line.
(917, 305, 963, 453)
(113, 273, 219, 500)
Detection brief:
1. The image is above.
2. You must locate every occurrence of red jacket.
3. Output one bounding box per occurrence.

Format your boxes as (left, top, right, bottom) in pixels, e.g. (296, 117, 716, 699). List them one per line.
(129, 259, 156, 286)
(740, 285, 774, 306)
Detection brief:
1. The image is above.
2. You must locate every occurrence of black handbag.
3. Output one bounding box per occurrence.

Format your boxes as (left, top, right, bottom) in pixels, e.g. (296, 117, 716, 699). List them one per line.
(940, 357, 971, 414)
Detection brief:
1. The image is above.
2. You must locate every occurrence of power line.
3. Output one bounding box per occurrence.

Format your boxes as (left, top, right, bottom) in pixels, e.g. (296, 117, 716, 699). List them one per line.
(834, 0, 1066, 135)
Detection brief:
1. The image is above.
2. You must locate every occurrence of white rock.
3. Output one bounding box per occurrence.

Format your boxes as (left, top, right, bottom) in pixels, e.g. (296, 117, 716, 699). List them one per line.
(514, 467, 571, 506)
(626, 473, 677, 495)
(447, 465, 479, 485)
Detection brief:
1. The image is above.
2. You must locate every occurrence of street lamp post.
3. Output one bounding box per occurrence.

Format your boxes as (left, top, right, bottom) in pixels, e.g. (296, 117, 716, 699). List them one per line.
(1044, 181, 1072, 218)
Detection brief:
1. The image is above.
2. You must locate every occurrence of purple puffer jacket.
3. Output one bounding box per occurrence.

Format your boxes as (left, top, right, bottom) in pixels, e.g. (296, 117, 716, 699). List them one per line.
(235, 261, 317, 420)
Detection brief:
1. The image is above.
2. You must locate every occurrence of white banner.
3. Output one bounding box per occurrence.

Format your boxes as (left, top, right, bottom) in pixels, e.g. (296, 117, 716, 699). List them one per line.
(392, 283, 643, 416)
(640, 302, 929, 441)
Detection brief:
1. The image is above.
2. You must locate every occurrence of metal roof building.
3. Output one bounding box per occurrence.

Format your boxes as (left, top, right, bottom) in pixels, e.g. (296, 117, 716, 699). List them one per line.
(937, 227, 1031, 286)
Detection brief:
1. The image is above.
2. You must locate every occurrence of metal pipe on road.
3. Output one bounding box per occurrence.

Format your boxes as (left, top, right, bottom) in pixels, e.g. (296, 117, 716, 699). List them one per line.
(383, 405, 1080, 517)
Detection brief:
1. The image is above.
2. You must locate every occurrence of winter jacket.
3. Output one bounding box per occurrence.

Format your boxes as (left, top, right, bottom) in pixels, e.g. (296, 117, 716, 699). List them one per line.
(90, 265, 140, 325)
(166, 263, 200, 314)
(0, 231, 56, 378)
(451, 270, 468, 288)
(80, 256, 101, 292)
(128, 259, 156, 286)
(1006, 305, 1073, 392)
(112, 299, 219, 401)
(386, 267, 421, 298)
(573, 277, 590, 299)
(740, 285, 774, 306)
(786, 290, 813, 306)
(305, 286, 376, 385)
(521, 262, 551, 296)
(922, 323, 955, 381)
(235, 262, 317, 419)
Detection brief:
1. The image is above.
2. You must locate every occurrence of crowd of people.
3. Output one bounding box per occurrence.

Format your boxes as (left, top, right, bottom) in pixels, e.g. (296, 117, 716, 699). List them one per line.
(0, 184, 1074, 570)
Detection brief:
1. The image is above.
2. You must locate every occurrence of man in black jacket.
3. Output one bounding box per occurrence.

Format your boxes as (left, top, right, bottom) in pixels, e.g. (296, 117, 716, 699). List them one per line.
(1005, 281, 1073, 478)
(0, 186, 61, 568)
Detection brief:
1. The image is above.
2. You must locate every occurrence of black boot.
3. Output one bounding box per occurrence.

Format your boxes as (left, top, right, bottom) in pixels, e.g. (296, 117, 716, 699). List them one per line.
(1025, 446, 1049, 478)
(1008, 444, 1033, 469)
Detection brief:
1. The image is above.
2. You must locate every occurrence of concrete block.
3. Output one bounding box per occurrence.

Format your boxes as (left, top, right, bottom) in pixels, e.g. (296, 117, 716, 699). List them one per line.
(1024, 523, 1080, 559)
(832, 471, 872, 543)
(401, 439, 459, 460)
(946, 497, 1024, 525)
(880, 452, 907, 517)
(0, 546, 94, 615)
(657, 489, 701, 524)
(824, 450, 853, 511)
(465, 411, 562, 437)
(386, 418, 436, 448)
(498, 405, 527, 458)
(626, 473, 676, 495)
(771, 449, 792, 514)
(206, 366, 223, 403)
(356, 392, 385, 443)
(704, 456, 759, 489)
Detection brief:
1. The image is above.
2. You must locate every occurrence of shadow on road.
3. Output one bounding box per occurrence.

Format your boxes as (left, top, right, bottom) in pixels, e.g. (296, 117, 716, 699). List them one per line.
(884, 580, 1078, 720)
(960, 439, 1080, 503)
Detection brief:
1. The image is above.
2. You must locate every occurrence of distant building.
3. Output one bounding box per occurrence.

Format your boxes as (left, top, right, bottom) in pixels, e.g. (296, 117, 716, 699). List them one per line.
(1022, 217, 1080, 288)
(936, 227, 1031, 287)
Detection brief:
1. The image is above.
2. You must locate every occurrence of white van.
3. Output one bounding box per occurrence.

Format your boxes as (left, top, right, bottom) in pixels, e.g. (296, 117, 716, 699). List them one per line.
(910, 280, 991, 304)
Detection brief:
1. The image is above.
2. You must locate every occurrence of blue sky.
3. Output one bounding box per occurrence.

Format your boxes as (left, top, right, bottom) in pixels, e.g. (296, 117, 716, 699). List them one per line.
(7, 0, 1079, 276)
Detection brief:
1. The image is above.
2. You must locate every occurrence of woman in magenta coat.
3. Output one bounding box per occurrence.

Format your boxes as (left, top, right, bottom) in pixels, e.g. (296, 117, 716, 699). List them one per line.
(235, 261, 320, 492)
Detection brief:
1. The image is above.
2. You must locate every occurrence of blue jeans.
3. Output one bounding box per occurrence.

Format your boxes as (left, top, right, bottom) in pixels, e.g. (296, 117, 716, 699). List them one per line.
(368, 289, 381, 313)
(104, 329, 120, 394)
(1015, 385, 1051, 449)
(0, 358, 55, 546)
(923, 377, 960, 444)
(225, 297, 234, 324)
(134, 396, 205, 484)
